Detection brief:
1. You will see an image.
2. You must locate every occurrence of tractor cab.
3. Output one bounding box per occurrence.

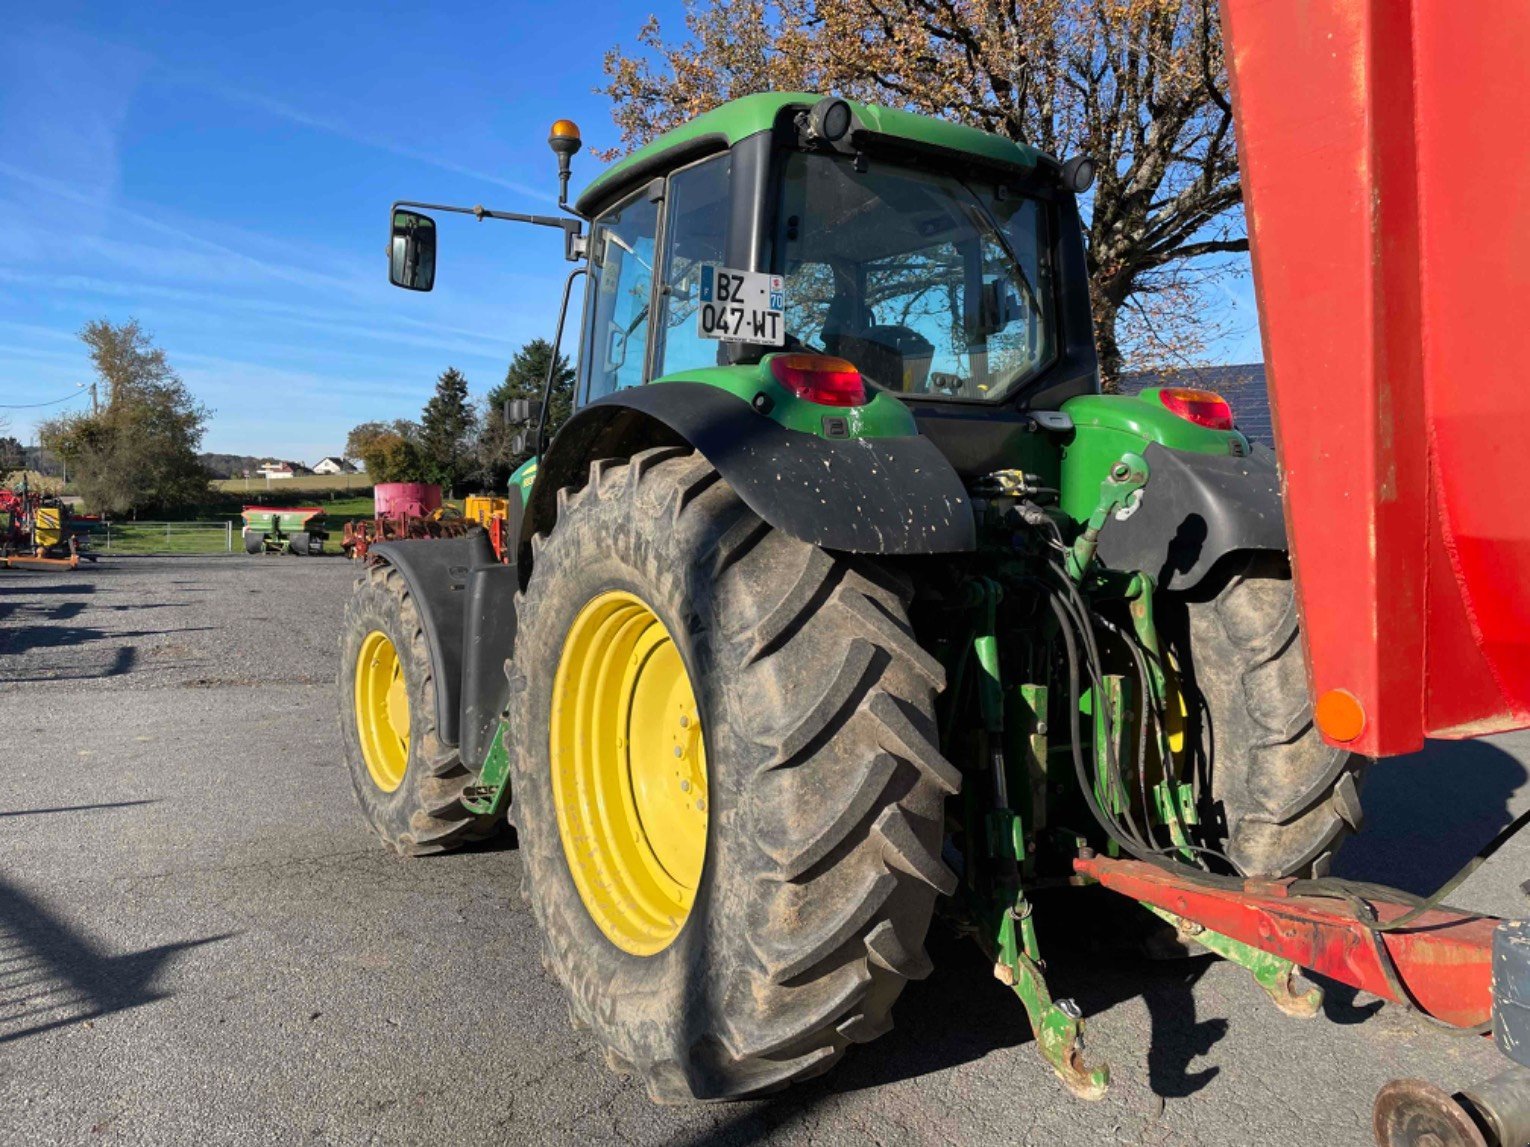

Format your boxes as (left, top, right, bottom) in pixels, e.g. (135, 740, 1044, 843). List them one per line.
(568, 95, 1102, 432)
(389, 94, 1104, 477)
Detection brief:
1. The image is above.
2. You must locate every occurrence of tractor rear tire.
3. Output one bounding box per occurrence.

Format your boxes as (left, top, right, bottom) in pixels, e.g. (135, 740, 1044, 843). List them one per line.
(506, 448, 958, 1102)
(243, 531, 263, 555)
(338, 563, 501, 856)
(1171, 552, 1367, 878)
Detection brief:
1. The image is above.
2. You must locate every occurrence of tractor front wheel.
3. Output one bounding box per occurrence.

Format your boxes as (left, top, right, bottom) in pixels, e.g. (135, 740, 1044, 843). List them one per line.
(338, 563, 501, 855)
(507, 449, 958, 1101)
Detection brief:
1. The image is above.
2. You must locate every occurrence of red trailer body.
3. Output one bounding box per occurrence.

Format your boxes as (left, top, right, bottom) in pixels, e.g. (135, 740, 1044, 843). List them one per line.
(1222, 0, 1530, 756)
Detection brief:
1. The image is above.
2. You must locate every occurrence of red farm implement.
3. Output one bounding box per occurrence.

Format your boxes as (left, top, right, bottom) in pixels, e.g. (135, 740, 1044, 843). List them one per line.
(0, 481, 91, 570)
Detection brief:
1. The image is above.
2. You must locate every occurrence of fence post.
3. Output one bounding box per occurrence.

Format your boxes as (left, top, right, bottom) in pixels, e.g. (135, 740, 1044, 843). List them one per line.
(226, 521, 232, 553)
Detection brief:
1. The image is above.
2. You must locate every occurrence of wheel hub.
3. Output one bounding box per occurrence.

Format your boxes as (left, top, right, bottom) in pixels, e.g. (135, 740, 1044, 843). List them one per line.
(550, 590, 709, 956)
(355, 630, 410, 792)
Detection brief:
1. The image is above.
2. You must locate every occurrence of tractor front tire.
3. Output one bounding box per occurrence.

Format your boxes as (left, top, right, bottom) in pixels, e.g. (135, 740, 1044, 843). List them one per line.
(338, 563, 500, 855)
(507, 449, 958, 1101)
(1172, 553, 1366, 878)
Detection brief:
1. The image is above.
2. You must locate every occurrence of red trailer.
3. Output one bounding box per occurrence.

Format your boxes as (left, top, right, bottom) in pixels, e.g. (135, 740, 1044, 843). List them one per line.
(1074, 5, 1530, 1142)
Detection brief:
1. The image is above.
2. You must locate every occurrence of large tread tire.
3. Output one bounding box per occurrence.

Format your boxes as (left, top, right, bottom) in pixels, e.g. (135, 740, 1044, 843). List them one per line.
(1175, 552, 1367, 878)
(338, 563, 501, 856)
(507, 448, 958, 1102)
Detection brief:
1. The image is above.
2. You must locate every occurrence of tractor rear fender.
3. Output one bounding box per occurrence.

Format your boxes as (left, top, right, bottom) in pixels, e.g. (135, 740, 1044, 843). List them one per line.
(520, 382, 976, 569)
(1096, 441, 1287, 592)
(368, 533, 501, 752)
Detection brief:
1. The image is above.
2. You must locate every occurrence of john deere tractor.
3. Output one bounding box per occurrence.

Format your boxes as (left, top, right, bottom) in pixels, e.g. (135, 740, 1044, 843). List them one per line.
(340, 94, 1365, 1102)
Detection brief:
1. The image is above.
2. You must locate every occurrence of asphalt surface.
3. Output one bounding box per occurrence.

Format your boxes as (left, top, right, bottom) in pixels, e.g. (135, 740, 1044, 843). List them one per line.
(1, 555, 1526, 1146)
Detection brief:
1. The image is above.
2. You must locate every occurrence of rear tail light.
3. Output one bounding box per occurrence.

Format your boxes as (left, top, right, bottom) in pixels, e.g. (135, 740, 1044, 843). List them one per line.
(768, 354, 868, 407)
(1157, 387, 1235, 431)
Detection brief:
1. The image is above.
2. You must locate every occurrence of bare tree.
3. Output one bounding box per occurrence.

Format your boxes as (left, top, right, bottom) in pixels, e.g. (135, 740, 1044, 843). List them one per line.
(600, 0, 1246, 384)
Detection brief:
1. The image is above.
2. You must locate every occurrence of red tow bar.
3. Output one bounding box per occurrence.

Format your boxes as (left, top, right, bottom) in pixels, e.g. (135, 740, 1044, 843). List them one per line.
(1075, 855, 1497, 1029)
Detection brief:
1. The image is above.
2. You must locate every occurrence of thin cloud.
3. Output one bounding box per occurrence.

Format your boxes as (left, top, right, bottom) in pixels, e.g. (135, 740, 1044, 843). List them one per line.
(187, 80, 557, 205)
(0, 268, 523, 363)
(0, 161, 373, 299)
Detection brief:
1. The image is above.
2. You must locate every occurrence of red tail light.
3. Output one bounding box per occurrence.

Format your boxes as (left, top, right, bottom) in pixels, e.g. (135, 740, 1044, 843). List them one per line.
(769, 354, 867, 407)
(1157, 387, 1235, 431)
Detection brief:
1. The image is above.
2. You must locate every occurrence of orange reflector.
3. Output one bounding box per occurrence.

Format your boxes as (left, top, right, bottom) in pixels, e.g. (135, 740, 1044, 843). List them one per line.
(1316, 688, 1366, 743)
(1158, 387, 1235, 431)
(768, 354, 868, 407)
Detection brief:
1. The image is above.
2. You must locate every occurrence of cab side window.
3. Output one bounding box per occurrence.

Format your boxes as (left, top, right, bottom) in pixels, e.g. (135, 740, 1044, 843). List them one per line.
(580, 192, 660, 404)
(654, 154, 731, 377)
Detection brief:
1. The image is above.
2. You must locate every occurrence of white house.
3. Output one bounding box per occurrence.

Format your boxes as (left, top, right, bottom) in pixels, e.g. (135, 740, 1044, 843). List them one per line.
(257, 461, 307, 479)
(312, 456, 356, 476)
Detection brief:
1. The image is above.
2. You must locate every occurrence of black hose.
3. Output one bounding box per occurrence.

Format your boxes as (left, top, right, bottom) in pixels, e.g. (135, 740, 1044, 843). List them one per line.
(1296, 805, 1530, 932)
(1097, 612, 1163, 854)
(1046, 594, 1164, 865)
(1043, 564, 1156, 853)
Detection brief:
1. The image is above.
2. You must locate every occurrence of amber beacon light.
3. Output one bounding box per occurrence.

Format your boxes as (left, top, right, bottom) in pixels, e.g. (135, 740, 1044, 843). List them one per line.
(548, 119, 582, 207)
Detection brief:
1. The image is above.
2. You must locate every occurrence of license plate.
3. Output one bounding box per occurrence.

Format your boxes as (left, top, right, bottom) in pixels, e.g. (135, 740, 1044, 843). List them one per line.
(697, 265, 785, 347)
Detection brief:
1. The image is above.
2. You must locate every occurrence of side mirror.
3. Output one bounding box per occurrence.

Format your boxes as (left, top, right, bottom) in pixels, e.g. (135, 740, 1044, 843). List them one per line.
(389, 209, 437, 291)
(504, 398, 543, 426)
(972, 279, 1021, 339)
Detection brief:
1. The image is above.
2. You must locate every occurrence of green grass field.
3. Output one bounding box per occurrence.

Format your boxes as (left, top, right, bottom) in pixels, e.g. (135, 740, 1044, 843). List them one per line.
(214, 474, 371, 495)
(91, 522, 239, 555)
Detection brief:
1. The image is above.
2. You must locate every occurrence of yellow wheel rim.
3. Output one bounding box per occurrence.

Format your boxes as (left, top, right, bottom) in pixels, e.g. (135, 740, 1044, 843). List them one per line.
(549, 590, 709, 956)
(355, 630, 410, 793)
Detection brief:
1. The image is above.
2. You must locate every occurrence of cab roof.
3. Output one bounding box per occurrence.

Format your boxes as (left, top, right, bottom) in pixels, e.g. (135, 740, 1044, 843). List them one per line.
(575, 92, 1045, 218)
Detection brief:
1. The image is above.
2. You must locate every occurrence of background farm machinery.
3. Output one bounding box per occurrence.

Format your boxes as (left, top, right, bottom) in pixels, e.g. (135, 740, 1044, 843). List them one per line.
(340, 483, 509, 561)
(0, 480, 93, 570)
(241, 505, 328, 556)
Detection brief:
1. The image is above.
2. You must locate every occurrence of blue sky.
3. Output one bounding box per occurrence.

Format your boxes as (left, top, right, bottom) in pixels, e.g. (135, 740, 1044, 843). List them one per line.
(0, 3, 1262, 462)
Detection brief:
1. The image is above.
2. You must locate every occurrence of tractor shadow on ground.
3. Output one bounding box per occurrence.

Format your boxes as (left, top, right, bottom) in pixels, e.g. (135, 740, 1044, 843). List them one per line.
(1333, 736, 1528, 896)
(0, 620, 217, 684)
(682, 737, 1530, 1143)
(839, 891, 1231, 1098)
(0, 873, 232, 1046)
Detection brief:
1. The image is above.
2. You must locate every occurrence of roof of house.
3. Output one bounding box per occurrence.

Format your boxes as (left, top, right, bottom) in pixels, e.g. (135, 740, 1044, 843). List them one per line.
(1118, 363, 1273, 448)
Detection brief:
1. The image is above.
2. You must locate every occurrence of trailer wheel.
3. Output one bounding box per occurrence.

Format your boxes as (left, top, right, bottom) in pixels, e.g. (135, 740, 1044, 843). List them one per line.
(243, 531, 263, 555)
(507, 448, 958, 1101)
(338, 563, 501, 855)
(1168, 552, 1367, 878)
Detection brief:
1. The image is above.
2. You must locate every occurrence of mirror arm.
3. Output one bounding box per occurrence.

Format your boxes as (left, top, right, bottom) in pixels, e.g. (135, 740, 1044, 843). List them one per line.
(391, 200, 585, 262)
(538, 265, 588, 458)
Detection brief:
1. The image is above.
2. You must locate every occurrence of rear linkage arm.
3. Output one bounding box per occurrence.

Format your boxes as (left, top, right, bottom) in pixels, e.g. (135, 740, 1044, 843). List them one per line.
(955, 576, 1110, 1099)
(965, 449, 1316, 1099)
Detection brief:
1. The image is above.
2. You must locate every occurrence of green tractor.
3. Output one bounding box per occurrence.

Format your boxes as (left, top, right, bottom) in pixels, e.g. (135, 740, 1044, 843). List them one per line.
(340, 94, 1365, 1102)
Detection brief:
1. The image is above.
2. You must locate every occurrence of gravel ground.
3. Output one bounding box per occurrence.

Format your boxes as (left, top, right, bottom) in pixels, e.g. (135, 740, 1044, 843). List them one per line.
(1, 555, 1526, 1146)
